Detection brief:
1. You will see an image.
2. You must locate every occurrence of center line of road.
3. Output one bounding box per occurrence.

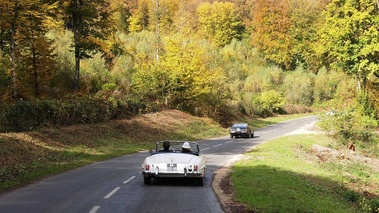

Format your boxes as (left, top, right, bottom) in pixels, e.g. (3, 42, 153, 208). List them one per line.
(213, 144, 222, 147)
(104, 187, 120, 199)
(89, 206, 100, 213)
(200, 147, 210, 151)
(123, 176, 136, 184)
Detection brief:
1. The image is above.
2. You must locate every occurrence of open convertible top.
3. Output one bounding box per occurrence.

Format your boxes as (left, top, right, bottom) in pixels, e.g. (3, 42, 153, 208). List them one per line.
(151, 141, 200, 156)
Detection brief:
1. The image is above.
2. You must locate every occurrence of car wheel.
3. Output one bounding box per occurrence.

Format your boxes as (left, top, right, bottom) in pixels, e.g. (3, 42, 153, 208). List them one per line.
(195, 178, 204, 186)
(230, 134, 233, 138)
(144, 177, 151, 185)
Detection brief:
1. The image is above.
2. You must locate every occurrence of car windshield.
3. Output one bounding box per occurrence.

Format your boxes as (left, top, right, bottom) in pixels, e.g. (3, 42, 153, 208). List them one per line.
(232, 124, 247, 128)
(154, 141, 199, 154)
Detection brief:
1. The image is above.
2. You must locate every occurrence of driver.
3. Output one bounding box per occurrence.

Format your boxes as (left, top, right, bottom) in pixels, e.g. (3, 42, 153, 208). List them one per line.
(162, 141, 171, 152)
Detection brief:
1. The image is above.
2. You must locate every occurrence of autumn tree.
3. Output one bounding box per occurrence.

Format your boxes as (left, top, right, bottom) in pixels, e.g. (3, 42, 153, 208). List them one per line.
(17, 2, 57, 98)
(57, 0, 115, 91)
(129, 0, 178, 33)
(197, 1, 244, 46)
(0, 0, 57, 99)
(110, 0, 138, 33)
(230, 0, 255, 32)
(131, 33, 227, 114)
(251, 0, 293, 70)
(319, 0, 379, 91)
(128, 0, 150, 32)
(0, 0, 22, 99)
(289, 0, 327, 72)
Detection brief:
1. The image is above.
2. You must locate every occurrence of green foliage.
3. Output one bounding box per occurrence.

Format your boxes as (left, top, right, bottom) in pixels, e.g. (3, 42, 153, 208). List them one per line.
(253, 90, 285, 117)
(319, 0, 379, 90)
(0, 52, 11, 100)
(81, 54, 111, 93)
(289, 0, 326, 71)
(0, 96, 145, 132)
(0, 0, 58, 100)
(3, 100, 55, 132)
(283, 68, 315, 105)
(197, 1, 244, 46)
(244, 66, 283, 93)
(251, 0, 293, 70)
(58, 0, 115, 90)
(313, 68, 338, 102)
(128, 0, 179, 33)
(360, 197, 379, 213)
(319, 92, 378, 143)
(130, 33, 228, 115)
(1, 0, 379, 136)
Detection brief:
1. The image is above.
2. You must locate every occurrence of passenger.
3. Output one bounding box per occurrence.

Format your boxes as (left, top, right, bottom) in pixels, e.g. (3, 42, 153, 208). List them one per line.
(181, 142, 191, 153)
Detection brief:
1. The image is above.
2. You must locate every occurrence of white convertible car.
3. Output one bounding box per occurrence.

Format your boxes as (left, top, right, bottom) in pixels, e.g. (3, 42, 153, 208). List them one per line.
(141, 141, 206, 185)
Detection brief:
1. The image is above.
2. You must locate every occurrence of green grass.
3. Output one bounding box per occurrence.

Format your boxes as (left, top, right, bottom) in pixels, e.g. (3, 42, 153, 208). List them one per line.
(232, 134, 379, 212)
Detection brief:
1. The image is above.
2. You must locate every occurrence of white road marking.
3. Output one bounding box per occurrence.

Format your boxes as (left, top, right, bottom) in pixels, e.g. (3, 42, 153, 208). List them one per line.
(104, 187, 120, 199)
(201, 147, 210, 151)
(89, 206, 100, 213)
(225, 141, 233, 144)
(213, 144, 222, 147)
(123, 176, 136, 184)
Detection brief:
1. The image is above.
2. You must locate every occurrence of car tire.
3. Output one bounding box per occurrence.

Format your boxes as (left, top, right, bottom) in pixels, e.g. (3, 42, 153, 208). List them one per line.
(230, 134, 233, 138)
(195, 178, 204, 186)
(144, 177, 151, 185)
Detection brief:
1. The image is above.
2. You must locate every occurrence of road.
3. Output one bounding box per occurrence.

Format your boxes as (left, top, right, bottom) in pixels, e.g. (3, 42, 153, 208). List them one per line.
(0, 116, 317, 213)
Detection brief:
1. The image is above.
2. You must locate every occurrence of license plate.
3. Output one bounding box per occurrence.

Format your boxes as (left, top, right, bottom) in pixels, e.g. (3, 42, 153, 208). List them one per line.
(167, 163, 177, 171)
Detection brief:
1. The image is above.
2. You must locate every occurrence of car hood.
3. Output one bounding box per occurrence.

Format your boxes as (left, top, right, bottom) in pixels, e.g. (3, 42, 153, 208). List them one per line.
(151, 153, 197, 163)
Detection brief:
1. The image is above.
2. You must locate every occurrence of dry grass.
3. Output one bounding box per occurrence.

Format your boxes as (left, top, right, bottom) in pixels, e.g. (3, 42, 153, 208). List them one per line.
(0, 109, 227, 192)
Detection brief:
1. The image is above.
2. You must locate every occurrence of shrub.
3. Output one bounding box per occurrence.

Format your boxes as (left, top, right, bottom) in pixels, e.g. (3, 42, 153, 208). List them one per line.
(283, 68, 315, 106)
(253, 90, 285, 117)
(0, 95, 150, 132)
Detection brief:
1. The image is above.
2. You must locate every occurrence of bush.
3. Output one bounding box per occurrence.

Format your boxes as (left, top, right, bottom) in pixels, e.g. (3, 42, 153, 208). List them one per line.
(0, 95, 149, 132)
(283, 68, 315, 106)
(360, 197, 379, 213)
(253, 90, 285, 117)
(4, 102, 41, 131)
(282, 104, 312, 114)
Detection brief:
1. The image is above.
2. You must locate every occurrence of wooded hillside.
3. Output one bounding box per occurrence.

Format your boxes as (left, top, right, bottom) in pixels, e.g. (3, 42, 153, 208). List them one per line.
(0, 0, 378, 135)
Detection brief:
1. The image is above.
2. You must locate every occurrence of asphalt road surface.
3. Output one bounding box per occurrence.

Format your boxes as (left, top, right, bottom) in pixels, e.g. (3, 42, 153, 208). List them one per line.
(0, 116, 317, 213)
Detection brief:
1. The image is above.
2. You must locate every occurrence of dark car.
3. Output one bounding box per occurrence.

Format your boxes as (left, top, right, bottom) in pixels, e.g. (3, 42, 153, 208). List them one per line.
(230, 123, 254, 138)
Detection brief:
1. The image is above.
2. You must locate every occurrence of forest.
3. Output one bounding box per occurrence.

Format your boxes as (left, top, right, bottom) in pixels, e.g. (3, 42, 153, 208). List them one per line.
(0, 0, 379, 138)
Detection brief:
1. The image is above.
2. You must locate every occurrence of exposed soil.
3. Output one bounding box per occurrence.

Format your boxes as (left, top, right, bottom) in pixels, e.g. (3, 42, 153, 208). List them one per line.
(212, 164, 252, 213)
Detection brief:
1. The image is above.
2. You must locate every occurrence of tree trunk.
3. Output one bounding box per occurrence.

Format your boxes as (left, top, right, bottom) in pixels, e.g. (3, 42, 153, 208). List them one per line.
(74, 42, 80, 91)
(72, 0, 81, 92)
(32, 46, 40, 98)
(10, 10, 18, 99)
(155, 0, 160, 61)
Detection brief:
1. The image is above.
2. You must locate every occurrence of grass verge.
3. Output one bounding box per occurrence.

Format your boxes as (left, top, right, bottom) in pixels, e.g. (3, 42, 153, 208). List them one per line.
(0, 110, 227, 193)
(231, 134, 379, 212)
